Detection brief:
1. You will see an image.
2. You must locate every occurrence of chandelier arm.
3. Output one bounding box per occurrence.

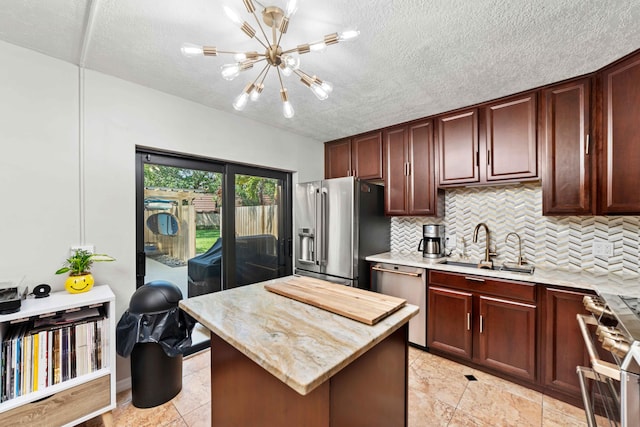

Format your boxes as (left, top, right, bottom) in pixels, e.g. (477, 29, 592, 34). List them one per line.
(252, 63, 271, 85)
(276, 67, 286, 92)
(250, 11, 272, 48)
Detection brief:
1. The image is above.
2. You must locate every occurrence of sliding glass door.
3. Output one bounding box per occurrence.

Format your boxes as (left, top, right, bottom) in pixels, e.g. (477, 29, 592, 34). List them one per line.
(136, 150, 292, 294)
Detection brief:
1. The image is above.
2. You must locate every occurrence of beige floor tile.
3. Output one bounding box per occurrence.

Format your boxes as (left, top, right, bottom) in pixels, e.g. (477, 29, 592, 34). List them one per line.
(171, 369, 211, 416)
(457, 381, 543, 427)
(470, 367, 543, 404)
(409, 353, 470, 408)
(542, 406, 587, 427)
(408, 377, 456, 427)
(112, 399, 183, 427)
(447, 409, 497, 427)
(182, 350, 210, 377)
(182, 402, 212, 427)
(542, 395, 587, 422)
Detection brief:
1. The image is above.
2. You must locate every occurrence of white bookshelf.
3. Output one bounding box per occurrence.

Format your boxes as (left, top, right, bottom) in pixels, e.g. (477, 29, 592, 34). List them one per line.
(0, 285, 116, 427)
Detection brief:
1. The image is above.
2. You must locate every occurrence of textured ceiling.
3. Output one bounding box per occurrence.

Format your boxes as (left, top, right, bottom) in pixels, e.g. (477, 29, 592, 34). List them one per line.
(1, 0, 640, 142)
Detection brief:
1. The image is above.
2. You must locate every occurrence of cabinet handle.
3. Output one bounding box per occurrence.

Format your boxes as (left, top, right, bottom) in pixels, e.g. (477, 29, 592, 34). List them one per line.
(371, 265, 422, 277)
(353, 169, 357, 177)
(585, 134, 590, 155)
(407, 162, 411, 176)
(464, 276, 485, 283)
(479, 315, 484, 333)
(467, 312, 471, 331)
(487, 150, 491, 165)
(476, 151, 479, 166)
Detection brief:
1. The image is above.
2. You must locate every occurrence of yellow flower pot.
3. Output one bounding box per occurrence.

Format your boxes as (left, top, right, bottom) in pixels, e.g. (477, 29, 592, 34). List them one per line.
(65, 273, 95, 294)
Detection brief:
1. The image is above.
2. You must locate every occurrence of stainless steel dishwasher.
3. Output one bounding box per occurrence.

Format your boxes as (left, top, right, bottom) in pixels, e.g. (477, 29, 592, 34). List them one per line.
(371, 262, 426, 347)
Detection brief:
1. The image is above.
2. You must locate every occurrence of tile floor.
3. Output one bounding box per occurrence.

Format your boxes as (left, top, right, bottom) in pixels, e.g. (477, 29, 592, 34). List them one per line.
(81, 347, 593, 427)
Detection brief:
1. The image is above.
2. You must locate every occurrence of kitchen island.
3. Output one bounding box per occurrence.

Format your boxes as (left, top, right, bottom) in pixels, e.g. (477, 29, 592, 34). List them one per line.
(179, 276, 419, 427)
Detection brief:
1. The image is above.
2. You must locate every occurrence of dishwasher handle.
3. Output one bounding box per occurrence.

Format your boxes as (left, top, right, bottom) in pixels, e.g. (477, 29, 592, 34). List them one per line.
(371, 265, 422, 277)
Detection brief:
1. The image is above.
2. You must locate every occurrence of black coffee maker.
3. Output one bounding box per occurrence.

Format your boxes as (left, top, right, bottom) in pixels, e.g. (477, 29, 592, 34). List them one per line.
(417, 224, 445, 258)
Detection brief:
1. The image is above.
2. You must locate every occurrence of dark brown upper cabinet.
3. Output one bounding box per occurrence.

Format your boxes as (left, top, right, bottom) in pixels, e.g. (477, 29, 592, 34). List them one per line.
(324, 132, 383, 180)
(600, 52, 640, 214)
(484, 93, 538, 182)
(383, 120, 439, 216)
(541, 78, 594, 215)
(436, 92, 539, 187)
(436, 109, 480, 185)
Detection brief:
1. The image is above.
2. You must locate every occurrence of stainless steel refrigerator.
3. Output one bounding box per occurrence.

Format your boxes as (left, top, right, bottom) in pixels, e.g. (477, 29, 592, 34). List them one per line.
(295, 176, 390, 288)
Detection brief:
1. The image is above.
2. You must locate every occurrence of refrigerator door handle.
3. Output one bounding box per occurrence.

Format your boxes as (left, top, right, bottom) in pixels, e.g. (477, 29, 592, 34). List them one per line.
(319, 187, 328, 266)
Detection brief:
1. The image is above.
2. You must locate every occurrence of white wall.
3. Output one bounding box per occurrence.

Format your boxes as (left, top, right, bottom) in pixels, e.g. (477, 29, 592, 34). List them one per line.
(0, 40, 323, 384)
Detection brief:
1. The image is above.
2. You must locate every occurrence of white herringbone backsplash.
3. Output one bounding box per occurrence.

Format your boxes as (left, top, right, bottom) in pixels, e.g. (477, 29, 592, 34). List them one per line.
(391, 183, 640, 277)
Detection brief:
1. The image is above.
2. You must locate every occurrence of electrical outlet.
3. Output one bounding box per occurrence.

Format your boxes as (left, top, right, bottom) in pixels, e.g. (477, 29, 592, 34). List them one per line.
(71, 245, 94, 255)
(592, 241, 613, 257)
(446, 234, 457, 249)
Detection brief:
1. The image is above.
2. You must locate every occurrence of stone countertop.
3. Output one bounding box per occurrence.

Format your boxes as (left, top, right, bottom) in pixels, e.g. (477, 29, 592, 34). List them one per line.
(366, 252, 640, 297)
(179, 277, 419, 396)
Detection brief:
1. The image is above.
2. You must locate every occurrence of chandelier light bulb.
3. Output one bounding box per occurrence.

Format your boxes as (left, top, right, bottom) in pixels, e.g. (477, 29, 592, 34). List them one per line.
(338, 29, 360, 41)
(309, 41, 327, 53)
(285, 0, 299, 17)
(181, 43, 204, 57)
(250, 84, 263, 101)
(283, 100, 295, 118)
(223, 6, 243, 27)
(310, 83, 329, 101)
(319, 80, 333, 94)
(233, 92, 250, 111)
(234, 52, 247, 61)
(221, 63, 241, 80)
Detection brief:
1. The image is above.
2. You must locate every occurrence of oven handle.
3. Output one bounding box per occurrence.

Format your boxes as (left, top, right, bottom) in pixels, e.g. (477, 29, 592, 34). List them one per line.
(576, 314, 621, 381)
(576, 366, 598, 427)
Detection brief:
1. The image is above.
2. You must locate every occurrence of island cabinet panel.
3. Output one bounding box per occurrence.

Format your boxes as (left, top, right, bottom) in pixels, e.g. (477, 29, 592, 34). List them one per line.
(484, 93, 538, 182)
(478, 296, 537, 381)
(427, 286, 473, 360)
(384, 119, 439, 216)
(325, 138, 352, 179)
(352, 131, 383, 180)
(600, 51, 640, 214)
(541, 288, 592, 403)
(436, 109, 480, 185)
(209, 326, 409, 427)
(541, 78, 593, 215)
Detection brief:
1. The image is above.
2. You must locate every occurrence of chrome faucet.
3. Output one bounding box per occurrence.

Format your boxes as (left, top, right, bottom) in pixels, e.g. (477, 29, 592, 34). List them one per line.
(505, 232, 526, 266)
(473, 223, 496, 269)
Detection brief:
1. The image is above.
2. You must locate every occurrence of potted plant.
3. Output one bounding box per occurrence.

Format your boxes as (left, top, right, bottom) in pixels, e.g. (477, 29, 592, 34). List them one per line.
(55, 249, 115, 294)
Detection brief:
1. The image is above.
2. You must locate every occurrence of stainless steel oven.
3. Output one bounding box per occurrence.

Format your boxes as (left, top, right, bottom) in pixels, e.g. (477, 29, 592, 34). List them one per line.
(577, 294, 640, 427)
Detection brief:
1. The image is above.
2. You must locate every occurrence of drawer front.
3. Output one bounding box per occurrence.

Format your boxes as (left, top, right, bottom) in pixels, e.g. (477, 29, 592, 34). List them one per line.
(0, 375, 110, 427)
(429, 270, 536, 303)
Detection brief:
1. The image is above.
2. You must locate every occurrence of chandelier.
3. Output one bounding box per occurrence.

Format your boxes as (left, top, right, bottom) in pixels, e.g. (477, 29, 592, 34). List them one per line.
(181, 0, 359, 118)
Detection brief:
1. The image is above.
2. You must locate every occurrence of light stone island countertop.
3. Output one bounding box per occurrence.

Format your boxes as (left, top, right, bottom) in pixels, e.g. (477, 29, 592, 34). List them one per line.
(367, 252, 640, 297)
(179, 277, 419, 396)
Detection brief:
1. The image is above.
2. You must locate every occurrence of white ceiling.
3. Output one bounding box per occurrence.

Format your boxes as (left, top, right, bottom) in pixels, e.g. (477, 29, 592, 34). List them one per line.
(2, 0, 640, 142)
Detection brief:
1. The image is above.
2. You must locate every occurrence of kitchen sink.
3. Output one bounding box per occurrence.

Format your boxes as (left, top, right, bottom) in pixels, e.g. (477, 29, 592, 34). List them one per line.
(438, 260, 535, 275)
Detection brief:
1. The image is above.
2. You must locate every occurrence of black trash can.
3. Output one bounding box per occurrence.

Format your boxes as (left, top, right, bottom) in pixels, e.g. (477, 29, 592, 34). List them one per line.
(116, 280, 195, 408)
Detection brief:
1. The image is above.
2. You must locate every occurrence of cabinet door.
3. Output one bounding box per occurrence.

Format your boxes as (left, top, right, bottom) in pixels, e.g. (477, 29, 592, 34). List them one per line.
(436, 109, 479, 185)
(383, 126, 408, 215)
(542, 288, 591, 397)
(601, 53, 640, 213)
(325, 139, 352, 179)
(352, 132, 383, 180)
(485, 93, 538, 181)
(408, 120, 437, 215)
(478, 296, 536, 381)
(542, 79, 593, 215)
(427, 286, 473, 360)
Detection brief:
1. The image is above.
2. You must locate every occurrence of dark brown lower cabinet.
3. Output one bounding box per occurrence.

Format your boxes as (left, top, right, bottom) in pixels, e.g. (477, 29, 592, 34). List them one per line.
(427, 271, 537, 381)
(542, 287, 592, 404)
(478, 295, 536, 381)
(427, 286, 473, 360)
(427, 270, 599, 409)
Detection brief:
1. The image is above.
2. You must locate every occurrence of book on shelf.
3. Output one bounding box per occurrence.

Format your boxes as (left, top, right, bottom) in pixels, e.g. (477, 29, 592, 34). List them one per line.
(0, 305, 109, 403)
